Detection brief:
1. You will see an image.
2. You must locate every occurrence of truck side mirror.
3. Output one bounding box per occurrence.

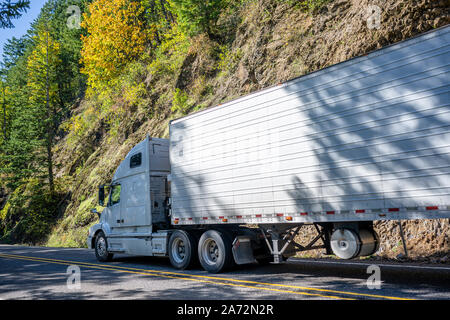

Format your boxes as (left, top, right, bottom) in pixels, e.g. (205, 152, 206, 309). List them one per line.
(98, 185, 105, 206)
(90, 208, 101, 219)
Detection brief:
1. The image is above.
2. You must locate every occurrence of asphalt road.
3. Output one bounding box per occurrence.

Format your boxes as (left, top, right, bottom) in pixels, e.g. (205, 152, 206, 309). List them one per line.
(0, 244, 449, 300)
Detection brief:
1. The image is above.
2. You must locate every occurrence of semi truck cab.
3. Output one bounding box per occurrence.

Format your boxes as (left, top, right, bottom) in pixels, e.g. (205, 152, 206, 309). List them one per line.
(87, 137, 172, 259)
(88, 137, 272, 272)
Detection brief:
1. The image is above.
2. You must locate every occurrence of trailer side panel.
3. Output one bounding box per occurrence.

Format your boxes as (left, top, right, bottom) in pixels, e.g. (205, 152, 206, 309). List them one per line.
(170, 26, 450, 225)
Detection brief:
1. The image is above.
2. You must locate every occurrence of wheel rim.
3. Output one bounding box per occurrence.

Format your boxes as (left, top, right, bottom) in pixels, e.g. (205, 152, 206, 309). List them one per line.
(201, 238, 220, 266)
(330, 229, 360, 259)
(97, 237, 107, 257)
(171, 238, 186, 264)
(338, 240, 348, 249)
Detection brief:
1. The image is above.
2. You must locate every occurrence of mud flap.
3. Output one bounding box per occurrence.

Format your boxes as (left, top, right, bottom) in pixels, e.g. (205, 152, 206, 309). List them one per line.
(232, 236, 257, 265)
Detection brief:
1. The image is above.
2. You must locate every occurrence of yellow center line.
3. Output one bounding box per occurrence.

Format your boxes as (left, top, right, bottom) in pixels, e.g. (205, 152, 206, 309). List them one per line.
(0, 252, 414, 300)
(0, 253, 348, 300)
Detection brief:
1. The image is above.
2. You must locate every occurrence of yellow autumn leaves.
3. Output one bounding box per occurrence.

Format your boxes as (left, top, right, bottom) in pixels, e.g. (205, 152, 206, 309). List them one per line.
(80, 0, 151, 92)
(27, 30, 61, 108)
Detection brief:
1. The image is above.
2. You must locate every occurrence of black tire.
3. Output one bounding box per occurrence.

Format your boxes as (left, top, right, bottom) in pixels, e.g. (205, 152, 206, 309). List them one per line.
(168, 230, 198, 270)
(198, 229, 233, 273)
(94, 231, 114, 262)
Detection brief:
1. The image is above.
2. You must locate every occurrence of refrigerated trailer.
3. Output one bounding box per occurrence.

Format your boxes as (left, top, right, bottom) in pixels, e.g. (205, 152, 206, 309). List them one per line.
(87, 25, 450, 273)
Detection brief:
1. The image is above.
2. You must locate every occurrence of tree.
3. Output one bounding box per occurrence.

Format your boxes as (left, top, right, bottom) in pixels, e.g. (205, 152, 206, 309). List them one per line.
(0, 33, 32, 191)
(0, 1, 84, 246)
(0, 0, 30, 28)
(0, 36, 30, 145)
(1, 36, 29, 70)
(26, 22, 62, 193)
(39, 0, 88, 115)
(0, 81, 9, 142)
(80, 0, 150, 91)
(0, 0, 86, 193)
(141, 0, 174, 46)
(171, 0, 227, 38)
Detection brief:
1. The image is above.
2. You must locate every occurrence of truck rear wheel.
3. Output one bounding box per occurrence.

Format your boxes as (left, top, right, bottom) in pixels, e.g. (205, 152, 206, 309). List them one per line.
(198, 229, 233, 273)
(95, 231, 114, 262)
(168, 230, 198, 270)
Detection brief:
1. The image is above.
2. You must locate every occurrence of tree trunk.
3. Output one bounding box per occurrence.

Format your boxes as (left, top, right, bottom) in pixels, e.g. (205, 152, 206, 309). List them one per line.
(45, 29, 54, 194)
(2, 86, 6, 141)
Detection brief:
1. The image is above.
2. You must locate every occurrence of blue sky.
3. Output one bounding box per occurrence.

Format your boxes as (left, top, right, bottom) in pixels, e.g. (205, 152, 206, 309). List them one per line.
(0, 0, 48, 61)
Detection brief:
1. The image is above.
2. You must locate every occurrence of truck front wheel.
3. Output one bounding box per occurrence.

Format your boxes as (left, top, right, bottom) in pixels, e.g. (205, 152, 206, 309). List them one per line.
(94, 231, 114, 262)
(168, 230, 198, 270)
(198, 230, 233, 273)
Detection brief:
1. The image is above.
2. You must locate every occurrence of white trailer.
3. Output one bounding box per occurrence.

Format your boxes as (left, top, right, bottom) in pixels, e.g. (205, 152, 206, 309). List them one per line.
(88, 25, 450, 273)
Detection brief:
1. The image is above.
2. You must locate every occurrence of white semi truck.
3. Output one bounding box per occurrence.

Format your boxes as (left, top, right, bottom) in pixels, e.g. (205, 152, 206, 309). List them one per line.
(88, 26, 450, 273)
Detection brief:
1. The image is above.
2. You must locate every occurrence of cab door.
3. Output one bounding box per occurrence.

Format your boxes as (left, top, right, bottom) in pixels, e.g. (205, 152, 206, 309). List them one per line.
(108, 184, 123, 232)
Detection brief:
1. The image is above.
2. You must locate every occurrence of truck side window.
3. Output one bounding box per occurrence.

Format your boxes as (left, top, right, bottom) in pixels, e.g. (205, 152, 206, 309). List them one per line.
(130, 152, 142, 168)
(110, 185, 121, 205)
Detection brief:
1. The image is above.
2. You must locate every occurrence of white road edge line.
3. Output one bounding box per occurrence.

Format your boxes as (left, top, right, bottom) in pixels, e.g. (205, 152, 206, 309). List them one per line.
(289, 259, 450, 271)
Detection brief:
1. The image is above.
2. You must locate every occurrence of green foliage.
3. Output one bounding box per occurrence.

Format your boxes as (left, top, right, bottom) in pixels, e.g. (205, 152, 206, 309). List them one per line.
(171, 0, 228, 37)
(0, 0, 30, 28)
(141, 0, 175, 46)
(0, 0, 88, 245)
(1, 36, 29, 70)
(120, 60, 149, 110)
(0, 82, 9, 144)
(299, 0, 331, 12)
(190, 75, 213, 100)
(275, 0, 331, 12)
(44, 0, 87, 108)
(0, 0, 87, 190)
(147, 25, 190, 78)
(24, 20, 62, 192)
(0, 65, 42, 191)
(217, 46, 243, 77)
(171, 88, 190, 114)
(0, 179, 64, 244)
(61, 103, 100, 146)
(47, 224, 91, 247)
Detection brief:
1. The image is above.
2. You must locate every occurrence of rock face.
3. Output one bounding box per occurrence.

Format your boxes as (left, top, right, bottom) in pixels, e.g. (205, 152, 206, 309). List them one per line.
(216, 0, 450, 95)
(374, 219, 450, 262)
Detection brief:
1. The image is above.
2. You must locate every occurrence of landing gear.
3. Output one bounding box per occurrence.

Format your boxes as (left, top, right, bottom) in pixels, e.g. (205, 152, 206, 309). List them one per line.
(259, 224, 331, 264)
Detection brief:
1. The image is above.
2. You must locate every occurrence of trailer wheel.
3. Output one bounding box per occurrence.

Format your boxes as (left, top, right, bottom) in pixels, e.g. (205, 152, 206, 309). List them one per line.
(198, 230, 233, 273)
(168, 230, 198, 270)
(330, 228, 361, 259)
(95, 231, 114, 262)
(358, 229, 380, 257)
